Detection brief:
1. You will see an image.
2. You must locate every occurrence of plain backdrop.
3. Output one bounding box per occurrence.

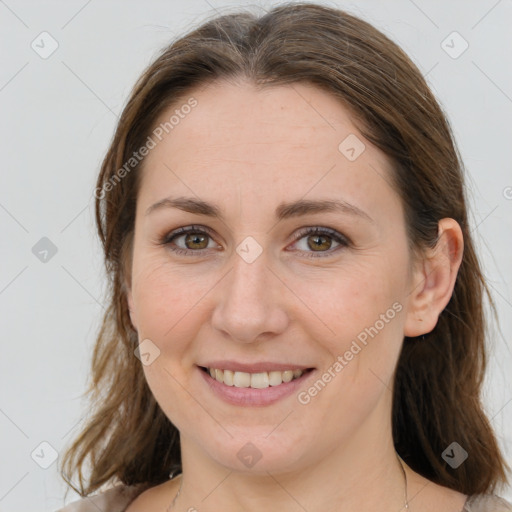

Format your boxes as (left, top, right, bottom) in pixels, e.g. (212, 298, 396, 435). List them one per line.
(0, 0, 511, 510)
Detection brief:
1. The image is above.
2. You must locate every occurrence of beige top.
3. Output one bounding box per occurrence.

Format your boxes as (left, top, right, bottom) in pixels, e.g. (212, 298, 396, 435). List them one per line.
(55, 485, 512, 512)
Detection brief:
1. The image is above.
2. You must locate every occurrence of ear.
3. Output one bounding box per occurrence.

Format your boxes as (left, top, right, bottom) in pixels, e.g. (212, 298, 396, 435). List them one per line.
(404, 218, 464, 337)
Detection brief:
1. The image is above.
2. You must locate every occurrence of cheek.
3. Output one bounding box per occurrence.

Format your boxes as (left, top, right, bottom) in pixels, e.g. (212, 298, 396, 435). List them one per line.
(292, 297, 405, 451)
(142, 360, 204, 432)
(131, 256, 210, 342)
(291, 258, 407, 402)
(131, 262, 210, 427)
(289, 258, 402, 344)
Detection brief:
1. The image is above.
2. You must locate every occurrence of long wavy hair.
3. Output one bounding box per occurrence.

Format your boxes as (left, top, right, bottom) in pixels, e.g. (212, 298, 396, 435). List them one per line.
(60, 1, 509, 499)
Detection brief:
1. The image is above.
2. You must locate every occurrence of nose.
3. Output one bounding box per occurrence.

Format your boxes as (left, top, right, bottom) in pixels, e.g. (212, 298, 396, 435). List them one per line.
(210, 248, 289, 344)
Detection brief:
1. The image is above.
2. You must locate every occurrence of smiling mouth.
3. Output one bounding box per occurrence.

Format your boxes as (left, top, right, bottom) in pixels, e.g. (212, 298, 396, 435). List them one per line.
(199, 366, 314, 389)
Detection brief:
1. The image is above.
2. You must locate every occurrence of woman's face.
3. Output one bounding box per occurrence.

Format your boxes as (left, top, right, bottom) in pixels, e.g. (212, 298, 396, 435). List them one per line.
(127, 80, 419, 473)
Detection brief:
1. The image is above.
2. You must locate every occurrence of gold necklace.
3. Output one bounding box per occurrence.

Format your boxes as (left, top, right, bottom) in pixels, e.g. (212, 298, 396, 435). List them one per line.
(397, 453, 410, 510)
(167, 473, 182, 511)
(169, 454, 409, 510)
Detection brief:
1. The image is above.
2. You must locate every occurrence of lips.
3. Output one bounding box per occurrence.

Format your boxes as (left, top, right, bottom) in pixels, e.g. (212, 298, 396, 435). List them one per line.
(198, 364, 316, 406)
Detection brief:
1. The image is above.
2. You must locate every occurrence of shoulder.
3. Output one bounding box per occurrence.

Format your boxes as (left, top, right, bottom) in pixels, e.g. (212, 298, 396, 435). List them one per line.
(463, 494, 512, 512)
(55, 483, 145, 512)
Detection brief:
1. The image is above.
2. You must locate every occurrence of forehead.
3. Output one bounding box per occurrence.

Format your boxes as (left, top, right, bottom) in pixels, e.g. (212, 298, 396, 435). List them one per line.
(138, 79, 399, 223)
(156, 79, 362, 153)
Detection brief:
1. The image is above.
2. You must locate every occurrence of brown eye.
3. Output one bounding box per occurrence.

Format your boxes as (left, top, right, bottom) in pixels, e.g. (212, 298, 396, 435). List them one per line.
(183, 232, 209, 250)
(290, 227, 350, 258)
(162, 225, 218, 256)
(307, 233, 333, 251)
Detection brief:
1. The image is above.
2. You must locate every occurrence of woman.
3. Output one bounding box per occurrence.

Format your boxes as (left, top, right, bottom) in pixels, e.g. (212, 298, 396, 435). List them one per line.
(57, 3, 511, 511)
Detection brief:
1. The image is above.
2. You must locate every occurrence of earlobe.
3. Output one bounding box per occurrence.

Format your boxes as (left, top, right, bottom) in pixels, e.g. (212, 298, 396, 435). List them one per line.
(404, 218, 464, 338)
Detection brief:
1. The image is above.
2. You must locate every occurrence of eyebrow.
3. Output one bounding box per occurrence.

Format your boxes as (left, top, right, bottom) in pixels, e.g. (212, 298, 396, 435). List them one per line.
(145, 196, 373, 223)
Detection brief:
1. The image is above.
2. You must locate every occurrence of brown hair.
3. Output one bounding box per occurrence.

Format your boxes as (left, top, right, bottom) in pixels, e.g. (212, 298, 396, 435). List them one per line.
(60, 1, 509, 499)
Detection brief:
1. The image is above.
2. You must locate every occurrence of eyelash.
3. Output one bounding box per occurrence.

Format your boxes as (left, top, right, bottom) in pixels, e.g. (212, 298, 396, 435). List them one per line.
(159, 224, 350, 258)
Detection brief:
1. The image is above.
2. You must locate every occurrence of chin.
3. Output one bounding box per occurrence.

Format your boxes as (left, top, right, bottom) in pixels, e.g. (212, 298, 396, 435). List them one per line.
(196, 426, 316, 475)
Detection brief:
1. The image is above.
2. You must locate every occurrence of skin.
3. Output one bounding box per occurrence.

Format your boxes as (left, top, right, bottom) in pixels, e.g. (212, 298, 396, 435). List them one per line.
(125, 79, 466, 511)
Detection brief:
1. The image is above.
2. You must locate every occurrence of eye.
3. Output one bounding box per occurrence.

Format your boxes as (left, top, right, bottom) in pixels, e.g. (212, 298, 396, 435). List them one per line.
(160, 225, 219, 256)
(289, 226, 350, 258)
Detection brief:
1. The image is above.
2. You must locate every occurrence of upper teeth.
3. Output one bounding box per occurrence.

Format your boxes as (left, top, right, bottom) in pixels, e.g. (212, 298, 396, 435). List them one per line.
(207, 368, 304, 388)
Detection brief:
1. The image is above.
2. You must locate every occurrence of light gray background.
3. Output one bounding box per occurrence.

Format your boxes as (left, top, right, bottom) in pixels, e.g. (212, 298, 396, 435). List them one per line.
(0, 0, 511, 510)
